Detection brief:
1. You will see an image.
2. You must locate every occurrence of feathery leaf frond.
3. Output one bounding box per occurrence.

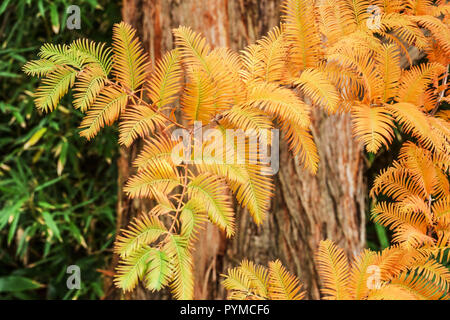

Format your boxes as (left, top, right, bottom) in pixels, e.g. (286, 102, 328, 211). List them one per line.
(293, 69, 339, 113)
(144, 248, 171, 291)
(397, 63, 446, 106)
(268, 260, 305, 300)
(38, 43, 85, 69)
(348, 249, 376, 300)
(376, 44, 401, 102)
(112, 22, 150, 91)
(280, 122, 319, 173)
(134, 135, 179, 171)
(34, 66, 77, 112)
(187, 173, 235, 237)
(124, 159, 181, 199)
(316, 240, 351, 300)
(23, 59, 57, 77)
(114, 214, 167, 258)
(165, 235, 194, 300)
(114, 245, 154, 292)
(73, 65, 106, 112)
(147, 49, 183, 108)
(247, 81, 311, 128)
(70, 38, 113, 75)
(351, 104, 394, 153)
(281, 0, 322, 72)
(118, 105, 166, 147)
(79, 86, 128, 140)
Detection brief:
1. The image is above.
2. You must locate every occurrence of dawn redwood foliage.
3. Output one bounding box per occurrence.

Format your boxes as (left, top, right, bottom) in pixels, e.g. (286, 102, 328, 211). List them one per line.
(24, 0, 449, 300)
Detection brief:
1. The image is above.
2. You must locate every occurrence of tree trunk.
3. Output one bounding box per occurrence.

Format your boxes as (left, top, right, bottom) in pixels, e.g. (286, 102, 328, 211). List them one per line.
(107, 0, 366, 300)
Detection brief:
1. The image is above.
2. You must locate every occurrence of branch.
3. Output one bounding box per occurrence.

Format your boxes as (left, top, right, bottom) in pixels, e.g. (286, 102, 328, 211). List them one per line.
(431, 65, 449, 116)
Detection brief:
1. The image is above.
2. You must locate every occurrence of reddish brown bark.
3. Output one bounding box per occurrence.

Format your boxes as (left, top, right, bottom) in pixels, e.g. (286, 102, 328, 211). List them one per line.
(109, 0, 366, 300)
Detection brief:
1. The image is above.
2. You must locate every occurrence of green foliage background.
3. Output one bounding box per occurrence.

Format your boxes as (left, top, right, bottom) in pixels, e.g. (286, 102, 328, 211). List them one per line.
(0, 0, 120, 299)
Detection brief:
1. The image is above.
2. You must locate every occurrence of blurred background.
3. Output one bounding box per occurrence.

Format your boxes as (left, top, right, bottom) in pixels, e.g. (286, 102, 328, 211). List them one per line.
(0, 0, 120, 299)
(0, 0, 399, 300)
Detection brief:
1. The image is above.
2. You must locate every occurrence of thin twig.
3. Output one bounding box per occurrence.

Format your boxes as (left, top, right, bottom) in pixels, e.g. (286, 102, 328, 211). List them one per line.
(105, 78, 189, 130)
(431, 65, 449, 116)
(168, 163, 189, 234)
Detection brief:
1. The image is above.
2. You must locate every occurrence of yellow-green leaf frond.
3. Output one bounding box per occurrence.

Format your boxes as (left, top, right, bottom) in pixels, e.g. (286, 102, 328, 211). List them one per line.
(147, 49, 183, 108)
(70, 38, 113, 75)
(34, 66, 77, 112)
(195, 151, 249, 186)
(238, 260, 270, 298)
(38, 43, 84, 69)
(114, 214, 167, 258)
(144, 248, 171, 292)
(79, 86, 128, 140)
(164, 235, 194, 300)
(179, 199, 207, 242)
(222, 267, 258, 300)
(268, 260, 305, 300)
(23, 59, 57, 77)
(114, 245, 153, 292)
(112, 22, 150, 91)
(187, 173, 235, 237)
